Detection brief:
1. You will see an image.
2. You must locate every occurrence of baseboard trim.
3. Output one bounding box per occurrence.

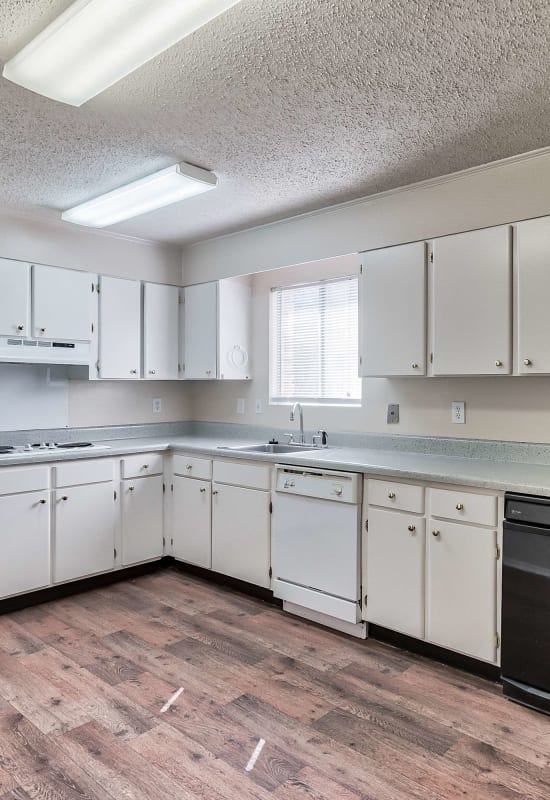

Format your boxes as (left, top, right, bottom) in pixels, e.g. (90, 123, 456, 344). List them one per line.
(169, 560, 279, 605)
(368, 624, 501, 681)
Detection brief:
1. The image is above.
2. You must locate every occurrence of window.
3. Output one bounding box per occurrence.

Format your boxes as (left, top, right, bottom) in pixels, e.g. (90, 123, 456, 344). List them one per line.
(270, 276, 361, 405)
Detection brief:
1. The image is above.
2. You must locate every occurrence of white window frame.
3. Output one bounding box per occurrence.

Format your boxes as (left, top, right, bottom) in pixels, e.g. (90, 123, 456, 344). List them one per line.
(269, 275, 362, 407)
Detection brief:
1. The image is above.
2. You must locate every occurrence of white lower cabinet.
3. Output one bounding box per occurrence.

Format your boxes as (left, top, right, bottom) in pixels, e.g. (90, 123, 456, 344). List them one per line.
(366, 507, 425, 638)
(172, 475, 211, 568)
(211, 482, 270, 588)
(121, 475, 164, 566)
(0, 490, 50, 598)
(427, 518, 497, 662)
(54, 482, 116, 583)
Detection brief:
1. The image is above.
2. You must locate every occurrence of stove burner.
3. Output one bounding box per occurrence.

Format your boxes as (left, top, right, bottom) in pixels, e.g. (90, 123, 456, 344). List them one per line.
(0, 446, 15, 454)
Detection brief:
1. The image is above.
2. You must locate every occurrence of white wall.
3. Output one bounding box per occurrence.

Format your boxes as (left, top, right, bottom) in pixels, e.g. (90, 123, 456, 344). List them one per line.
(0, 208, 191, 429)
(183, 150, 550, 444)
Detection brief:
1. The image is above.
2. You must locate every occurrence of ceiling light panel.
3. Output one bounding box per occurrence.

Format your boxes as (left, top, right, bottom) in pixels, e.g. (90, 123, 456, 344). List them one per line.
(3, 0, 242, 106)
(61, 162, 217, 227)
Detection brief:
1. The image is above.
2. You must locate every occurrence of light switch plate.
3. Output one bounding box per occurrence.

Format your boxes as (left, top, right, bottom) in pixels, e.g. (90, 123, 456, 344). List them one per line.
(387, 404, 399, 424)
(451, 401, 465, 424)
(152, 397, 162, 414)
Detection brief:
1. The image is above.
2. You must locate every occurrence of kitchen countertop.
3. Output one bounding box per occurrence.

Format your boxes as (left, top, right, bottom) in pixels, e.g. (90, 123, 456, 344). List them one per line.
(2, 431, 550, 496)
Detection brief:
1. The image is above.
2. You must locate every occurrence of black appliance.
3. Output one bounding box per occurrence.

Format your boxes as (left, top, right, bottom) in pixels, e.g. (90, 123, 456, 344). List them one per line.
(502, 492, 550, 714)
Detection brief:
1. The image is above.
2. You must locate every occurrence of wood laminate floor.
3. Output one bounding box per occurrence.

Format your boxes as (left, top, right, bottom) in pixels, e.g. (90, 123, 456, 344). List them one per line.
(0, 569, 548, 800)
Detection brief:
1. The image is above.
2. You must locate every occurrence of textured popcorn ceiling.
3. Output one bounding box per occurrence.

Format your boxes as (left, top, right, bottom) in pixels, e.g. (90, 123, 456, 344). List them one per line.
(1, 0, 550, 244)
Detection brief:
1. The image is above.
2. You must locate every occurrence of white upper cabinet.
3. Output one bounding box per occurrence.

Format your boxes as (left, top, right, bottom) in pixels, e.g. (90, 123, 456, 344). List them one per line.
(218, 278, 252, 380)
(360, 242, 427, 376)
(183, 281, 218, 380)
(98, 276, 141, 380)
(432, 226, 512, 375)
(143, 282, 180, 380)
(183, 278, 251, 381)
(33, 264, 94, 341)
(517, 217, 550, 374)
(0, 258, 31, 338)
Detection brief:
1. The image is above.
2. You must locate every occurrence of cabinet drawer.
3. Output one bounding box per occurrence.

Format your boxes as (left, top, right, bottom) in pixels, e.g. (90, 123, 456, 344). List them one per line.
(55, 458, 114, 488)
(213, 459, 270, 491)
(122, 453, 164, 479)
(430, 488, 497, 527)
(368, 479, 424, 513)
(173, 454, 212, 480)
(0, 466, 50, 496)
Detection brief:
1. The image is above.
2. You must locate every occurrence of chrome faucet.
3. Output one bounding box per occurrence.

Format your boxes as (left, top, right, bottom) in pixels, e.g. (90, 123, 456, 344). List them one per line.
(289, 402, 305, 444)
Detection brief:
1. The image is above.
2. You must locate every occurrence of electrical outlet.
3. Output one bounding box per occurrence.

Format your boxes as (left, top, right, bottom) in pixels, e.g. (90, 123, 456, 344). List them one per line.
(451, 401, 465, 424)
(152, 397, 162, 414)
(255, 399, 263, 414)
(236, 398, 245, 415)
(387, 404, 399, 424)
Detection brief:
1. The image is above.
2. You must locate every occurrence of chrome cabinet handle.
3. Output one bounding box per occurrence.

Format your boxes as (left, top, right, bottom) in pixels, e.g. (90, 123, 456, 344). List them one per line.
(149, 369, 156, 375)
(388, 492, 396, 499)
(456, 503, 464, 511)
(408, 524, 416, 532)
(333, 487, 343, 496)
(432, 529, 440, 537)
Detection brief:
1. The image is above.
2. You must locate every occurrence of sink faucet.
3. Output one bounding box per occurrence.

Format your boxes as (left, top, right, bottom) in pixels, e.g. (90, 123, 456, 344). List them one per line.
(289, 402, 305, 444)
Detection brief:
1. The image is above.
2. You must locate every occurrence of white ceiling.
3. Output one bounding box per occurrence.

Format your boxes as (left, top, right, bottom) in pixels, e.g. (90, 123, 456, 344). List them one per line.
(1, 0, 550, 245)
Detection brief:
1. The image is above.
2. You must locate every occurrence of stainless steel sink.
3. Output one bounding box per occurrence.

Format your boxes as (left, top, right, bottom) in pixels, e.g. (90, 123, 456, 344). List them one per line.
(223, 443, 317, 454)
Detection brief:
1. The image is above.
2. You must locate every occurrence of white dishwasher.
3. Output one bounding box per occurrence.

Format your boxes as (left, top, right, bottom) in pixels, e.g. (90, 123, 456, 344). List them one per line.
(272, 465, 366, 638)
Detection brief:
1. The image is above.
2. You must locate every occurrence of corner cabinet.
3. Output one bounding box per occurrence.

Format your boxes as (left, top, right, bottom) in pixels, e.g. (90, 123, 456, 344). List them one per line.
(431, 226, 512, 375)
(182, 277, 251, 381)
(143, 282, 180, 379)
(359, 242, 427, 376)
(98, 275, 141, 379)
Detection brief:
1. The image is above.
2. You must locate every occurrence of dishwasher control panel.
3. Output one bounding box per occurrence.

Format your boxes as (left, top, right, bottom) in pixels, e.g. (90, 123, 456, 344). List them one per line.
(275, 465, 362, 503)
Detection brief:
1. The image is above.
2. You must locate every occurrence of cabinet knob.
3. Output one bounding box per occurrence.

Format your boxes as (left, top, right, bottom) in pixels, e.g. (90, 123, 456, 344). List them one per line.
(130, 369, 138, 374)
(39, 498, 46, 505)
(40, 327, 46, 334)
(212, 489, 219, 495)
(333, 487, 343, 496)
(523, 358, 532, 366)
(142, 464, 149, 470)
(61, 495, 68, 501)
(128, 486, 135, 492)
(456, 502, 464, 511)
(186, 464, 192, 470)
(388, 492, 396, 499)
(411, 362, 419, 369)
(206, 369, 212, 376)
(407, 524, 416, 532)
(432, 529, 440, 537)
(200, 487, 206, 493)
(17, 325, 24, 332)
(149, 369, 156, 375)
(495, 360, 503, 367)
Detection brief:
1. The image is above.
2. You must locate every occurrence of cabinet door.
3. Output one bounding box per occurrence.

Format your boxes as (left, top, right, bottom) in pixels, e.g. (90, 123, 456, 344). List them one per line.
(366, 507, 425, 638)
(360, 242, 427, 376)
(172, 476, 211, 567)
(99, 276, 141, 379)
(517, 217, 550, 374)
(183, 282, 218, 380)
(432, 226, 512, 375)
(121, 475, 163, 565)
(427, 519, 497, 662)
(0, 490, 50, 598)
(212, 483, 270, 587)
(143, 283, 179, 379)
(0, 258, 31, 337)
(54, 482, 115, 583)
(218, 279, 252, 380)
(33, 265, 93, 341)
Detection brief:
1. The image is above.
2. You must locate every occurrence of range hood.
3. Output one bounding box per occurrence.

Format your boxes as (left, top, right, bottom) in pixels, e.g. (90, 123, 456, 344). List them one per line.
(0, 335, 91, 366)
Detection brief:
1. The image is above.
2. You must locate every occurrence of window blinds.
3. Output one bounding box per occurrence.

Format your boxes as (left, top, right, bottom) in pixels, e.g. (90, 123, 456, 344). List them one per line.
(270, 276, 361, 405)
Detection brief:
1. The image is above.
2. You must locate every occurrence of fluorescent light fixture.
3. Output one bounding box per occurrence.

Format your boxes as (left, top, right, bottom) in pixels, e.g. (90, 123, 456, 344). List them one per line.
(61, 162, 217, 227)
(3, 0, 243, 106)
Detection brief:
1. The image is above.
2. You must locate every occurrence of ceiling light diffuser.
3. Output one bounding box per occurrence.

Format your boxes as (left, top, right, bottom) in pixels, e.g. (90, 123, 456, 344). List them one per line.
(61, 162, 217, 227)
(2, 0, 242, 106)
